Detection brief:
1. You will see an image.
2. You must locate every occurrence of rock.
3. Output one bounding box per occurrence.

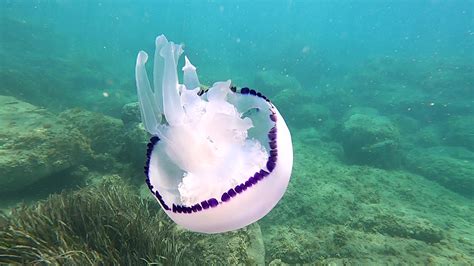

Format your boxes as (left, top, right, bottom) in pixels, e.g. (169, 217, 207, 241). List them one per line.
(272, 89, 333, 131)
(405, 148, 474, 197)
(59, 108, 126, 157)
(120, 102, 152, 167)
(352, 213, 445, 244)
(0, 96, 91, 192)
(183, 222, 265, 265)
(121, 102, 142, 126)
(341, 113, 401, 168)
(266, 226, 321, 264)
(254, 70, 302, 98)
(445, 115, 474, 151)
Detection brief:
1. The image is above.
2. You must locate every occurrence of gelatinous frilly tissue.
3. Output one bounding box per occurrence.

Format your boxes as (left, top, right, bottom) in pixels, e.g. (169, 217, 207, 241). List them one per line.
(135, 35, 293, 233)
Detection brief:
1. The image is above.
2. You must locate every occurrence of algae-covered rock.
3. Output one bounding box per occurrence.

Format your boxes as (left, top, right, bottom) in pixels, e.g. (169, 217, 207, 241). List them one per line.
(254, 69, 302, 98)
(272, 88, 334, 131)
(0, 96, 92, 193)
(59, 108, 126, 156)
(405, 148, 474, 197)
(351, 213, 445, 244)
(445, 115, 474, 151)
(120, 102, 153, 168)
(341, 113, 401, 168)
(121, 102, 142, 125)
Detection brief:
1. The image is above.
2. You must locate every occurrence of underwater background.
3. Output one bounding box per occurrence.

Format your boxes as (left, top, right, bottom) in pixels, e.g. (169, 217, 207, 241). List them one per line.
(1, 0, 473, 264)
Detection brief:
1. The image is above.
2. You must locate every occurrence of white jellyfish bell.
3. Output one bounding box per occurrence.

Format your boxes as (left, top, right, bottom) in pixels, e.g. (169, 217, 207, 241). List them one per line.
(135, 35, 293, 233)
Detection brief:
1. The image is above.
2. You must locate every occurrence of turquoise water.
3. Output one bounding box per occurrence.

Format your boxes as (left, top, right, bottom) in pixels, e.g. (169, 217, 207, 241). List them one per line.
(1, 1, 473, 264)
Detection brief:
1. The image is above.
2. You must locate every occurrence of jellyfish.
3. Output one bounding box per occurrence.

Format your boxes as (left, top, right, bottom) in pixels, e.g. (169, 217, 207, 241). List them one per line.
(135, 35, 293, 233)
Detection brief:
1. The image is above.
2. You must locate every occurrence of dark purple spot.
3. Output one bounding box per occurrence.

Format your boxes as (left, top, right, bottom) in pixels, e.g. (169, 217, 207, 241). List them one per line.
(208, 198, 219, 207)
(270, 149, 278, 156)
(241, 183, 248, 191)
(228, 188, 237, 197)
(245, 180, 252, 188)
(230, 86, 237, 92)
(221, 192, 230, 202)
(235, 185, 243, 193)
(270, 114, 277, 122)
(267, 160, 276, 172)
(270, 127, 277, 134)
(249, 176, 258, 185)
(256, 92, 262, 97)
(150, 136, 160, 144)
(259, 169, 270, 177)
(186, 206, 193, 213)
(155, 191, 162, 200)
(268, 132, 277, 140)
(191, 205, 198, 212)
(241, 87, 250, 94)
(249, 89, 257, 95)
(201, 201, 210, 209)
(195, 204, 203, 211)
(269, 155, 277, 163)
(270, 141, 277, 149)
(176, 205, 183, 213)
(172, 204, 177, 213)
(145, 179, 153, 189)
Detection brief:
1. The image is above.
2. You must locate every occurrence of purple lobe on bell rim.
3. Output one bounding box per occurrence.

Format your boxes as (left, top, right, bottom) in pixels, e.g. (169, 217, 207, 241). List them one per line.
(221, 192, 230, 202)
(201, 201, 210, 209)
(208, 198, 219, 207)
(228, 188, 237, 197)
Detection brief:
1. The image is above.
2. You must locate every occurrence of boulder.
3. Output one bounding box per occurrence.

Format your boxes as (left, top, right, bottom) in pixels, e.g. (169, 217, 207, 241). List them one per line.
(0, 96, 91, 192)
(405, 147, 474, 197)
(59, 108, 126, 157)
(254, 70, 302, 98)
(341, 113, 401, 168)
(445, 115, 474, 151)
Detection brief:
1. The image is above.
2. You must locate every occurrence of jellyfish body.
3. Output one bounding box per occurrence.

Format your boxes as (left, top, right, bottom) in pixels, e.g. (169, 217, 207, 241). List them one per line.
(135, 35, 293, 233)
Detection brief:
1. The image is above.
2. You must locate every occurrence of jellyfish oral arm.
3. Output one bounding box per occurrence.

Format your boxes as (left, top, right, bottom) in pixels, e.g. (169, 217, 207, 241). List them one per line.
(135, 35, 293, 233)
